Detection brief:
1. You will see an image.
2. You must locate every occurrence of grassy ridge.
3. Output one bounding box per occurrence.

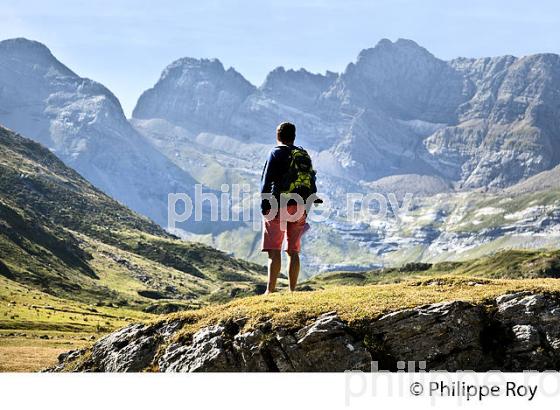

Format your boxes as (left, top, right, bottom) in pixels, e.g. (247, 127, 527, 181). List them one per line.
(134, 251, 560, 346)
(0, 125, 266, 309)
(155, 275, 560, 346)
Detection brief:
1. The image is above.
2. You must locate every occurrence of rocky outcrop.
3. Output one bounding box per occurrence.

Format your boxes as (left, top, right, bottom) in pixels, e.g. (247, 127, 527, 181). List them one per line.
(52, 292, 560, 372)
(495, 292, 560, 369)
(53, 312, 370, 372)
(157, 312, 371, 372)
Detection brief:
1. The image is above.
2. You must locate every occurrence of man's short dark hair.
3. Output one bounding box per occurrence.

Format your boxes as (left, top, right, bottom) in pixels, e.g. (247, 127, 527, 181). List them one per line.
(277, 122, 296, 144)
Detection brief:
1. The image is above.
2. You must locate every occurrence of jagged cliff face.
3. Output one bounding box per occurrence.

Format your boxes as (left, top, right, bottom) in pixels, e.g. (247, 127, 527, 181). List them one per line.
(426, 53, 560, 188)
(51, 292, 560, 372)
(0, 38, 199, 227)
(337, 44, 560, 186)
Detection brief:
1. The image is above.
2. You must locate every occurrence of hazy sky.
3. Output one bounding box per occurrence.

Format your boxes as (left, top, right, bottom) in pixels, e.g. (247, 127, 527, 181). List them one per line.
(2, 0, 559, 116)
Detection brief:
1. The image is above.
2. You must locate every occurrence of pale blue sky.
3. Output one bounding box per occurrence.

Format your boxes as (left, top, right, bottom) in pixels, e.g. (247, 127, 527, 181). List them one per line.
(2, 0, 559, 116)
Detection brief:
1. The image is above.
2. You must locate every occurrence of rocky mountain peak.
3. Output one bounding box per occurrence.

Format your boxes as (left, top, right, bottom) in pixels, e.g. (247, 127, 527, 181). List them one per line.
(0, 38, 200, 228)
(262, 66, 336, 87)
(160, 57, 227, 82)
(335, 38, 465, 123)
(0, 37, 75, 78)
(353, 38, 437, 70)
(155, 56, 255, 96)
(132, 57, 255, 132)
(259, 66, 337, 109)
(0, 37, 51, 56)
(0, 38, 124, 117)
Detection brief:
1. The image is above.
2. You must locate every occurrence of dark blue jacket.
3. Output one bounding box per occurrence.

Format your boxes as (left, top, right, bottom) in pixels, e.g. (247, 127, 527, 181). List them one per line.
(260, 144, 317, 213)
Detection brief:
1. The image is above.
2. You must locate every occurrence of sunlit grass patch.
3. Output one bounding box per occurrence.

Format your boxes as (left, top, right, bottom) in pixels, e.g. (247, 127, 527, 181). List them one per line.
(0, 275, 151, 372)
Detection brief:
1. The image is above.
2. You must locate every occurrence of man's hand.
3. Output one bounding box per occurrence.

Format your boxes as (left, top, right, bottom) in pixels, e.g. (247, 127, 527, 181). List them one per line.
(261, 199, 271, 216)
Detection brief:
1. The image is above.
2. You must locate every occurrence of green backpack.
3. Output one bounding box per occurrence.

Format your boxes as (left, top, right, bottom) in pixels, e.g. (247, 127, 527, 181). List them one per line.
(280, 146, 317, 200)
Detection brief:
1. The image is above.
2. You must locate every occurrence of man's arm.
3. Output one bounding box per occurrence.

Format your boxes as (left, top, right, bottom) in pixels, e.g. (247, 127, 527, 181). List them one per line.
(260, 151, 277, 214)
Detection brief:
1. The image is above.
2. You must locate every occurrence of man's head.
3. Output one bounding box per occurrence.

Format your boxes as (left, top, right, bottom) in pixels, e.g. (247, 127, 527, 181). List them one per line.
(276, 122, 296, 145)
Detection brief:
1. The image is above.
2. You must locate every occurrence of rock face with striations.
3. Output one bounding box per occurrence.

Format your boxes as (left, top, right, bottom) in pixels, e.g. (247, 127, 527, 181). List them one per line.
(425, 53, 560, 188)
(52, 292, 560, 372)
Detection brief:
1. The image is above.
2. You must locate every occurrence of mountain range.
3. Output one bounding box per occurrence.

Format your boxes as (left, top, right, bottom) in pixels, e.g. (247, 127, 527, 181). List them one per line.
(132, 38, 560, 188)
(1, 37, 559, 274)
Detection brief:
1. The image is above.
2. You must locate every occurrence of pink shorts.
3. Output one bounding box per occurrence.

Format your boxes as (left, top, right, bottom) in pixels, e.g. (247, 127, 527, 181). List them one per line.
(262, 204, 307, 253)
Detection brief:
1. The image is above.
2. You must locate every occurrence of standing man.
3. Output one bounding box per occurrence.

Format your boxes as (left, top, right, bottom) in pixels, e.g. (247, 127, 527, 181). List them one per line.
(260, 122, 318, 294)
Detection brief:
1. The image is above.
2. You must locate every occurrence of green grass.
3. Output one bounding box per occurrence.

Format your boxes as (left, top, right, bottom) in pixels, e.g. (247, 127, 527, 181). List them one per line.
(306, 249, 560, 289)
(0, 276, 148, 333)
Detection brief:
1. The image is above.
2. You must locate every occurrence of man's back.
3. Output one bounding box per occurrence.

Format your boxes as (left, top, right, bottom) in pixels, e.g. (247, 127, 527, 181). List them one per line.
(260, 144, 295, 212)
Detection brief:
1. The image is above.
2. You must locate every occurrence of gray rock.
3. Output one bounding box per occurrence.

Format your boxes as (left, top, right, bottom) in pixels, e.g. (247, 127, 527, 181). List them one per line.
(58, 320, 184, 372)
(158, 313, 371, 372)
(368, 301, 487, 370)
(159, 325, 239, 372)
(495, 292, 560, 369)
(232, 329, 269, 371)
(89, 324, 164, 372)
(46, 348, 87, 372)
(269, 312, 371, 371)
(510, 325, 541, 353)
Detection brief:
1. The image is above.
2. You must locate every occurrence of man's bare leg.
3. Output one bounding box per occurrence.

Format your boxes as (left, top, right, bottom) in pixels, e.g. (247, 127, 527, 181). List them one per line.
(287, 250, 300, 292)
(265, 250, 281, 294)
